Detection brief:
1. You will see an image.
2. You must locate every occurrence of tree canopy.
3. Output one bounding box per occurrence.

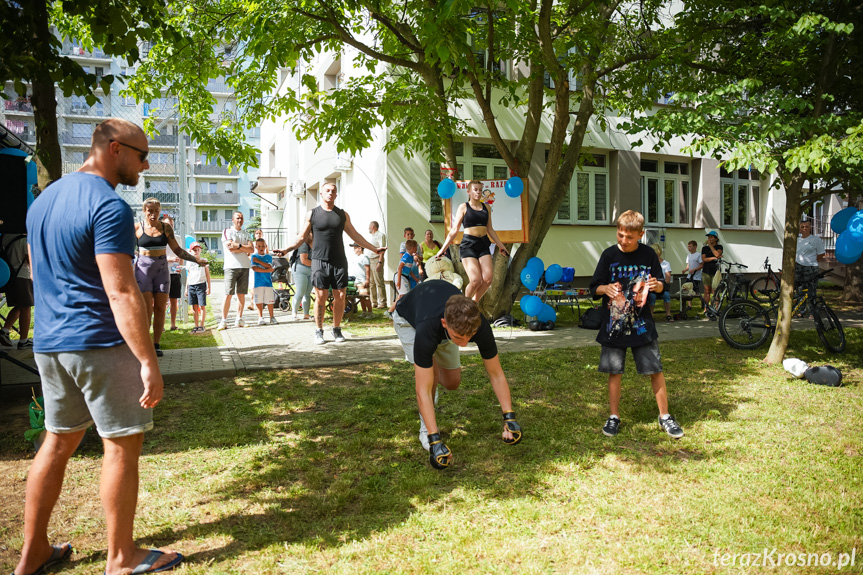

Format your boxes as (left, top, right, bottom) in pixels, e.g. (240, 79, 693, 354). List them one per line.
(625, 0, 862, 361)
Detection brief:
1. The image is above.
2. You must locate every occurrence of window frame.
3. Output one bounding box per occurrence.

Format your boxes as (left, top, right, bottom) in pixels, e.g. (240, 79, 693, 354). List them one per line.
(720, 167, 761, 229)
(640, 158, 692, 227)
(552, 153, 610, 226)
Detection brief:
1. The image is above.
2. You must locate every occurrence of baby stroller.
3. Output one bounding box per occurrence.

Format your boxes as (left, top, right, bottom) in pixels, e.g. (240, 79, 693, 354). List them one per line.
(271, 257, 295, 312)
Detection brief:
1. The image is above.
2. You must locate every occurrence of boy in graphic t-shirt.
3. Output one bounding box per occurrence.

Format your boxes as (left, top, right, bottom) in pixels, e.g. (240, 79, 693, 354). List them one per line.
(251, 238, 277, 325)
(589, 210, 684, 440)
(185, 242, 211, 333)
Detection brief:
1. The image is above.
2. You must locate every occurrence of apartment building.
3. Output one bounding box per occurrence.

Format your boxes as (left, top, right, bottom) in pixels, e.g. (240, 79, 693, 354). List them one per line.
(1, 39, 259, 256)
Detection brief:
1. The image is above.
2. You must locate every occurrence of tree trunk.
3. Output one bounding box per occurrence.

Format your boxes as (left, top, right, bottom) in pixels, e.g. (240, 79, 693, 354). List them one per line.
(29, 0, 62, 184)
(842, 257, 863, 302)
(764, 171, 806, 364)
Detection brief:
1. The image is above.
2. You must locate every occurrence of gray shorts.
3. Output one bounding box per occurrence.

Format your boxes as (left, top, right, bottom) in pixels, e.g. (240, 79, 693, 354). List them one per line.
(224, 268, 250, 295)
(392, 310, 460, 369)
(599, 339, 663, 375)
(34, 344, 154, 439)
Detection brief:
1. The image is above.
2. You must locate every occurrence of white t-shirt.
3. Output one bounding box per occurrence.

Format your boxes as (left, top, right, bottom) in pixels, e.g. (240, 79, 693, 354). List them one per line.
(354, 254, 370, 284)
(222, 227, 251, 269)
(686, 252, 703, 281)
(796, 234, 825, 267)
(367, 230, 385, 259)
(186, 261, 208, 285)
(660, 259, 672, 282)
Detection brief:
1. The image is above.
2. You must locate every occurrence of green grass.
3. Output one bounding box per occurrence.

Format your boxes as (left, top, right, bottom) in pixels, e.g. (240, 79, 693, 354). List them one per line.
(1, 329, 861, 573)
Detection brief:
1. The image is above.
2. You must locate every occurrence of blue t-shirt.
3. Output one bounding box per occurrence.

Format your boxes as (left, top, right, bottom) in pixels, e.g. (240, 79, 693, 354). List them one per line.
(26, 172, 136, 352)
(400, 252, 419, 288)
(251, 253, 274, 288)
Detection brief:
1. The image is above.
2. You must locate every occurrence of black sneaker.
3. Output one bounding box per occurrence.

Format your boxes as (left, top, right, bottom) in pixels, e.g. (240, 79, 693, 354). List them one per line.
(659, 415, 684, 438)
(154, 343, 164, 357)
(332, 327, 346, 343)
(602, 416, 620, 437)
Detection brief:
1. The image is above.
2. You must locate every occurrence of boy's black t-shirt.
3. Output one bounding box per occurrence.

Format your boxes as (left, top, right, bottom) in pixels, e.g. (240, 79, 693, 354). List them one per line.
(701, 244, 723, 275)
(395, 280, 497, 368)
(589, 243, 663, 349)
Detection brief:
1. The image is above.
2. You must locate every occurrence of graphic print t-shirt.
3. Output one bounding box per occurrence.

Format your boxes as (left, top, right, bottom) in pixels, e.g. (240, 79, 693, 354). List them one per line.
(589, 243, 663, 349)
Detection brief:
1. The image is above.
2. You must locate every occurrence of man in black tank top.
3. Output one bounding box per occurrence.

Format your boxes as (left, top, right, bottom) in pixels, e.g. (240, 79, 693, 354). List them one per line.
(283, 183, 386, 344)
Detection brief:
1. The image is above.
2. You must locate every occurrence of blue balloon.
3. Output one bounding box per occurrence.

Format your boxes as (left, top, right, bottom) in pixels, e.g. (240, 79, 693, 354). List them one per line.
(845, 210, 863, 243)
(520, 267, 540, 291)
(526, 256, 544, 274)
(520, 294, 542, 317)
(545, 264, 563, 285)
(27, 190, 35, 208)
(437, 178, 456, 199)
(505, 177, 524, 198)
(0, 259, 9, 290)
(830, 207, 858, 235)
(185, 235, 196, 249)
(835, 231, 863, 265)
(538, 303, 557, 323)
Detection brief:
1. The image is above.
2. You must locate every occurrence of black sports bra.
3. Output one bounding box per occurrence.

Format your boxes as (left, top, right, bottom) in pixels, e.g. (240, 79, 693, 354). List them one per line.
(137, 221, 169, 249)
(463, 202, 489, 228)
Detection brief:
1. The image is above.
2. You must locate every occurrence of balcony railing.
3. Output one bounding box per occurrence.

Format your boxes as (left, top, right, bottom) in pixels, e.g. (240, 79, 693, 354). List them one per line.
(206, 81, 234, 93)
(193, 220, 234, 232)
(67, 103, 106, 117)
(193, 164, 232, 176)
(62, 161, 84, 174)
(62, 131, 92, 145)
(193, 192, 237, 205)
(145, 162, 178, 176)
(3, 100, 33, 113)
(148, 134, 190, 146)
(144, 191, 180, 205)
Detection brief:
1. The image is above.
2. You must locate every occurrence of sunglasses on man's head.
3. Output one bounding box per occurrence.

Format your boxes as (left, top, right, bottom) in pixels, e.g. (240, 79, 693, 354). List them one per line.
(110, 139, 149, 162)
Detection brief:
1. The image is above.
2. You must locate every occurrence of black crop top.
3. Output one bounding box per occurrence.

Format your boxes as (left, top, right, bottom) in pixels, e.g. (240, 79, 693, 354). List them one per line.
(137, 221, 169, 249)
(463, 202, 489, 228)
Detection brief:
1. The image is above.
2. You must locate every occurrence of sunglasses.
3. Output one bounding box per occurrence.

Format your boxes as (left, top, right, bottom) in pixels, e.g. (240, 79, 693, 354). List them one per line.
(110, 139, 149, 162)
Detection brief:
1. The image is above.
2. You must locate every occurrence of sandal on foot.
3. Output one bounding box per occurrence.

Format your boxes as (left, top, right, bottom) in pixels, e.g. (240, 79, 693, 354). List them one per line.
(15, 543, 72, 575)
(665, 315, 675, 322)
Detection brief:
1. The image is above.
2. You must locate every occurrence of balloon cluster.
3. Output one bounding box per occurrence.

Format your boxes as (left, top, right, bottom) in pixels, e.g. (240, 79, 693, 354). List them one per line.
(830, 207, 863, 265)
(517, 256, 557, 325)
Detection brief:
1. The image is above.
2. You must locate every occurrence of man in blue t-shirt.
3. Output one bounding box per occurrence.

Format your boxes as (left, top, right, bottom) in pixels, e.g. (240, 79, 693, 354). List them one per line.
(15, 119, 183, 575)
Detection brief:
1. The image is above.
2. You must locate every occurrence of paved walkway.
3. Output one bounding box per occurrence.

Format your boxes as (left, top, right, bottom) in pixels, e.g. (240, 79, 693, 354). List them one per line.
(3, 284, 861, 386)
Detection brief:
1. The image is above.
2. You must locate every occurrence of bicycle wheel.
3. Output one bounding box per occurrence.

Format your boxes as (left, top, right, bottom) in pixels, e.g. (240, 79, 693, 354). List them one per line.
(813, 300, 846, 353)
(750, 276, 779, 302)
(719, 301, 773, 350)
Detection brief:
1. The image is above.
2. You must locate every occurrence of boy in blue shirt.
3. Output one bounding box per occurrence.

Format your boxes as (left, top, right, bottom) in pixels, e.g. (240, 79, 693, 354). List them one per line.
(251, 238, 277, 325)
(589, 210, 684, 439)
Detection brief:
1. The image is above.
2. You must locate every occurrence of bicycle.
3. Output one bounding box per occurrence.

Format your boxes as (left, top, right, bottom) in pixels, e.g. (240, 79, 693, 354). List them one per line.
(718, 269, 845, 352)
(703, 258, 749, 320)
(749, 256, 782, 303)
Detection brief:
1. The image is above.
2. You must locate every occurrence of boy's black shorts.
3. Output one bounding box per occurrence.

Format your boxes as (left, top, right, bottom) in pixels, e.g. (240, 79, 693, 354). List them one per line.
(599, 339, 663, 375)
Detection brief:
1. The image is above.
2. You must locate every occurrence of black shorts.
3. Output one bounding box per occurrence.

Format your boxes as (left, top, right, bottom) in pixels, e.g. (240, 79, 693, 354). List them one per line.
(311, 260, 348, 290)
(459, 234, 492, 260)
(4, 277, 34, 307)
(599, 339, 663, 375)
(169, 273, 182, 299)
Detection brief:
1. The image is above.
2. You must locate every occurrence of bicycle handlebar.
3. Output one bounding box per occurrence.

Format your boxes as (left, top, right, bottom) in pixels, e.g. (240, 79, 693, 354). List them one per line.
(716, 258, 748, 269)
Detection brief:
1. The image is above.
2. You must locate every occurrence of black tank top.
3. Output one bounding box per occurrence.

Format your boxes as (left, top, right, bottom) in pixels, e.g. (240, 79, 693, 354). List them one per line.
(137, 221, 169, 249)
(310, 205, 347, 265)
(463, 202, 489, 228)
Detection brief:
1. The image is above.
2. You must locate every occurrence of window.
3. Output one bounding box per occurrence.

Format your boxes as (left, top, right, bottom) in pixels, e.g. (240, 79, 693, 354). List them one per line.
(428, 141, 465, 222)
(553, 154, 609, 225)
(249, 208, 258, 219)
(72, 123, 93, 138)
(721, 167, 761, 227)
(200, 209, 218, 222)
(224, 184, 233, 193)
(224, 210, 233, 219)
(641, 158, 691, 226)
(200, 182, 218, 194)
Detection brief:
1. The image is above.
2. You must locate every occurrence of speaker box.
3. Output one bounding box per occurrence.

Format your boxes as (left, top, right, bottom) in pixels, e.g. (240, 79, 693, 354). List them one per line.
(0, 154, 28, 234)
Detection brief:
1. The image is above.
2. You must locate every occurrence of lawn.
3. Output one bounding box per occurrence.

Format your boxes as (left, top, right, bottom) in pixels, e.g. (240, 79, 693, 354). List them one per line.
(0, 330, 860, 574)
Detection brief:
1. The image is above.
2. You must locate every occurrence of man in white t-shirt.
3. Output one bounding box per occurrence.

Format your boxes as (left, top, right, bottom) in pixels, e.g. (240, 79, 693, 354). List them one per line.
(219, 211, 253, 329)
(366, 221, 387, 308)
(795, 220, 825, 301)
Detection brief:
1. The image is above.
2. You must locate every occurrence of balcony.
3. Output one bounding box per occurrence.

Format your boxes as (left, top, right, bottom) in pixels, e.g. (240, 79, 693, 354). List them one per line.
(67, 102, 106, 117)
(3, 100, 33, 113)
(62, 131, 92, 145)
(61, 45, 109, 59)
(206, 80, 234, 94)
(193, 164, 232, 176)
(62, 161, 84, 174)
(193, 220, 233, 232)
(148, 134, 190, 147)
(193, 192, 237, 205)
(144, 191, 180, 205)
(145, 162, 178, 176)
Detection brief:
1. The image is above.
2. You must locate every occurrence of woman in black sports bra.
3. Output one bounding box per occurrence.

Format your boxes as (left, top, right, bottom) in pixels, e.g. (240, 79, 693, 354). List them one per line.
(134, 197, 207, 356)
(437, 179, 509, 302)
